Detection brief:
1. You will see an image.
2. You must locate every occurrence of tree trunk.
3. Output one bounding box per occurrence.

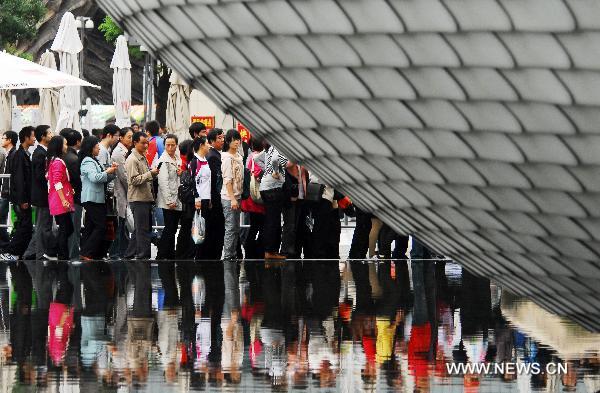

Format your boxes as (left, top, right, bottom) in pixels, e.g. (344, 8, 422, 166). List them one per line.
(153, 61, 171, 127)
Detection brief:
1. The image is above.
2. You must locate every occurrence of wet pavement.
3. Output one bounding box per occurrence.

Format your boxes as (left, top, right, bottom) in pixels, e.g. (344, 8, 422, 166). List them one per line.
(0, 259, 597, 392)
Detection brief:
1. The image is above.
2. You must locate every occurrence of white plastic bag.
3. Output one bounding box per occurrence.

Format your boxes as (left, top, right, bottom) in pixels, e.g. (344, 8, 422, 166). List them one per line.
(126, 206, 135, 232)
(192, 210, 206, 245)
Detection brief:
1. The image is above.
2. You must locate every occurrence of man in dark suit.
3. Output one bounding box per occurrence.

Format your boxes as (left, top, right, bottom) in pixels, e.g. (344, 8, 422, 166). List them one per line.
(1, 127, 36, 260)
(201, 128, 225, 260)
(23, 125, 57, 260)
(0, 130, 18, 246)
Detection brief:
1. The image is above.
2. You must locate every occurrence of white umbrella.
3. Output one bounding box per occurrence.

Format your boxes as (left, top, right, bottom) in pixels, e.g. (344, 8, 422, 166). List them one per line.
(51, 12, 83, 131)
(110, 35, 131, 128)
(38, 51, 60, 130)
(165, 71, 190, 140)
(0, 51, 97, 90)
(0, 90, 10, 131)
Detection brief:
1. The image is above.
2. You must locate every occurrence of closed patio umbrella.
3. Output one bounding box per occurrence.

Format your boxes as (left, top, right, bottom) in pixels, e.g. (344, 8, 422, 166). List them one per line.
(51, 12, 83, 131)
(0, 90, 10, 131)
(110, 35, 131, 128)
(165, 71, 190, 140)
(38, 51, 60, 130)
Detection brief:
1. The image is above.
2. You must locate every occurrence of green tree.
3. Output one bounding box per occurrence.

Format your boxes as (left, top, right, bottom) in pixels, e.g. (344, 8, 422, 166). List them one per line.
(98, 15, 142, 59)
(0, 0, 46, 48)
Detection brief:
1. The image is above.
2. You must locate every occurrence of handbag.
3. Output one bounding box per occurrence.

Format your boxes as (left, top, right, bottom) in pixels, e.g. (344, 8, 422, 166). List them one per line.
(305, 183, 325, 202)
(249, 158, 263, 204)
(178, 160, 197, 205)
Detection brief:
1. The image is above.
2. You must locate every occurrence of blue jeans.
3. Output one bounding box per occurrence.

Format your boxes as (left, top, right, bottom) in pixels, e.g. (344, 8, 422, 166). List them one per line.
(221, 199, 240, 260)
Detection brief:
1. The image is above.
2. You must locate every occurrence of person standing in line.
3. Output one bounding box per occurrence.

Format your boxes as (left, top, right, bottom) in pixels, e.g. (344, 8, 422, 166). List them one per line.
(175, 139, 194, 259)
(46, 136, 75, 261)
(205, 128, 225, 259)
(190, 136, 212, 260)
(220, 129, 244, 261)
(25, 125, 56, 260)
(79, 136, 118, 261)
(189, 121, 207, 140)
(110, 127, 133, 259)
(155, 134, 182, 260)
(0, 127, 36, 260)
(60, 129, 83, 260)
(0, 131, 17, 246)
(145, 121, 164, 243)
(124, 132, 159, 260)
(241, 136, 266, 259)
(97, 124, 119, 168)
(259, 143, 289, 260)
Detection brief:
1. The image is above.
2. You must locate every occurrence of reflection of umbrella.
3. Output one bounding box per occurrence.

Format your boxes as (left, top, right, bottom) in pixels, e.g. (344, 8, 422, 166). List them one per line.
(38, 51, 60, 130)
(51, 12, 83, 131)
(0, 90, 10, 131)
(110, 35, 131, 128)
(165, 72, 190, 140)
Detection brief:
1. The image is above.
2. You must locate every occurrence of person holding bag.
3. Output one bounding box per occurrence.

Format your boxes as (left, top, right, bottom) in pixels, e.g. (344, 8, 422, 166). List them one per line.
(241, 136, 266, 259)
(220, 129, 244, 261)
(258, 143, 289, 260)
(46, 135, 75, 261)
(79, 136, 118, 261)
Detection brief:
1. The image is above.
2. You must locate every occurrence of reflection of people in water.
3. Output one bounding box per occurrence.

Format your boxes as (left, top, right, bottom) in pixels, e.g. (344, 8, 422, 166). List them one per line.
(157, 260, 181, 383)
(221, 261, 242, 385)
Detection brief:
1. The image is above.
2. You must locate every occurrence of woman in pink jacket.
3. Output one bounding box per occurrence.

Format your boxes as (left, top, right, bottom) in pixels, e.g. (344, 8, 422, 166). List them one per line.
(46, 135, 75, 260)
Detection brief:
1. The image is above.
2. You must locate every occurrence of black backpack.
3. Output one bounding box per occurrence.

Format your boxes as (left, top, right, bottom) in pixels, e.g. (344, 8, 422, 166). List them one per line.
(178, 159, 198, 205)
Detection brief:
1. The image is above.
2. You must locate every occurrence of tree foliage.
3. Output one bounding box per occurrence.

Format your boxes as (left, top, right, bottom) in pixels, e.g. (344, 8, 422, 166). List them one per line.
(0, 0, 46, 48)
(98, 15, 143, 60)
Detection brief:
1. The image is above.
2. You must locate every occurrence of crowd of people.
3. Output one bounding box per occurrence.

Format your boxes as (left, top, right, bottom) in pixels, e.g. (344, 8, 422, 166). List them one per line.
(0, 121, 411, 263)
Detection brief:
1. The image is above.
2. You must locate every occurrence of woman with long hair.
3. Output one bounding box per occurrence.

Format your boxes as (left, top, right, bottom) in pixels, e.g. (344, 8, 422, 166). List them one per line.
(46, 135, 75, 260)
(220, 129, 244, 260)
(79, 136, 118, 260)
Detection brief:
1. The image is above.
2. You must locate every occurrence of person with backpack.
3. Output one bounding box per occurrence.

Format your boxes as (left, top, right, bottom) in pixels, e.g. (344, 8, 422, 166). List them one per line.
(156, 134, 182, 260)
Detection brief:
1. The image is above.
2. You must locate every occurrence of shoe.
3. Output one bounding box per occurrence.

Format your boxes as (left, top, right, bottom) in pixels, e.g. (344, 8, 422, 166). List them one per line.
(264, 252, 286, 260)
(0, 253, 18, 261)
(43, 254, 58, 261)
(80, 255, 93, 262)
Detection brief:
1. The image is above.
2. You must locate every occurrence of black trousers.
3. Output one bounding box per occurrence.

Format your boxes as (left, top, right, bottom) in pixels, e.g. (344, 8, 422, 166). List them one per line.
(176, 205, 194, 259)
(157, 209, 181, 260)
(81, 202, 106, 259)
(54, 212, 74, 261)
(201, 201, 224, 260)
(261, 188, 285, 254)
(244, 212, 265, 259)
(6, 205, 33, 257)
(349, 208, 372, 259)
(309, 199, 340, 259)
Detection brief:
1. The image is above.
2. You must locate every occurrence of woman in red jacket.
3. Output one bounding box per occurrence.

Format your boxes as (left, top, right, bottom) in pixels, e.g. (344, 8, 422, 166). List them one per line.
(46, 135, 75, 261)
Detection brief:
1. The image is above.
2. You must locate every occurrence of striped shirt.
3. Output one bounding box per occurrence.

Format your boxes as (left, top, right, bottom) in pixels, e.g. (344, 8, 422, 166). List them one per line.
(259, 146, 288, 191)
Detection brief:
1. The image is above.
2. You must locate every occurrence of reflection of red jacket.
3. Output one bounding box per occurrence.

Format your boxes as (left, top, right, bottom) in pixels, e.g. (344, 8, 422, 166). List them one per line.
(408, 323, 432, 378)
(48, 302, 74, 365)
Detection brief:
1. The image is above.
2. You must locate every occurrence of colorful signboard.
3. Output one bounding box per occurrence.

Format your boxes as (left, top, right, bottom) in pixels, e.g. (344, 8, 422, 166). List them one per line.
(237, 122, 251, 143)
(191, 116, 215, 129)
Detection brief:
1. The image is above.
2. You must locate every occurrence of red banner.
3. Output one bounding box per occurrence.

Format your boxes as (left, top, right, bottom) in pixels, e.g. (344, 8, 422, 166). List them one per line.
(191, 116, 215, 129)
(237, 122, 251, 143)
